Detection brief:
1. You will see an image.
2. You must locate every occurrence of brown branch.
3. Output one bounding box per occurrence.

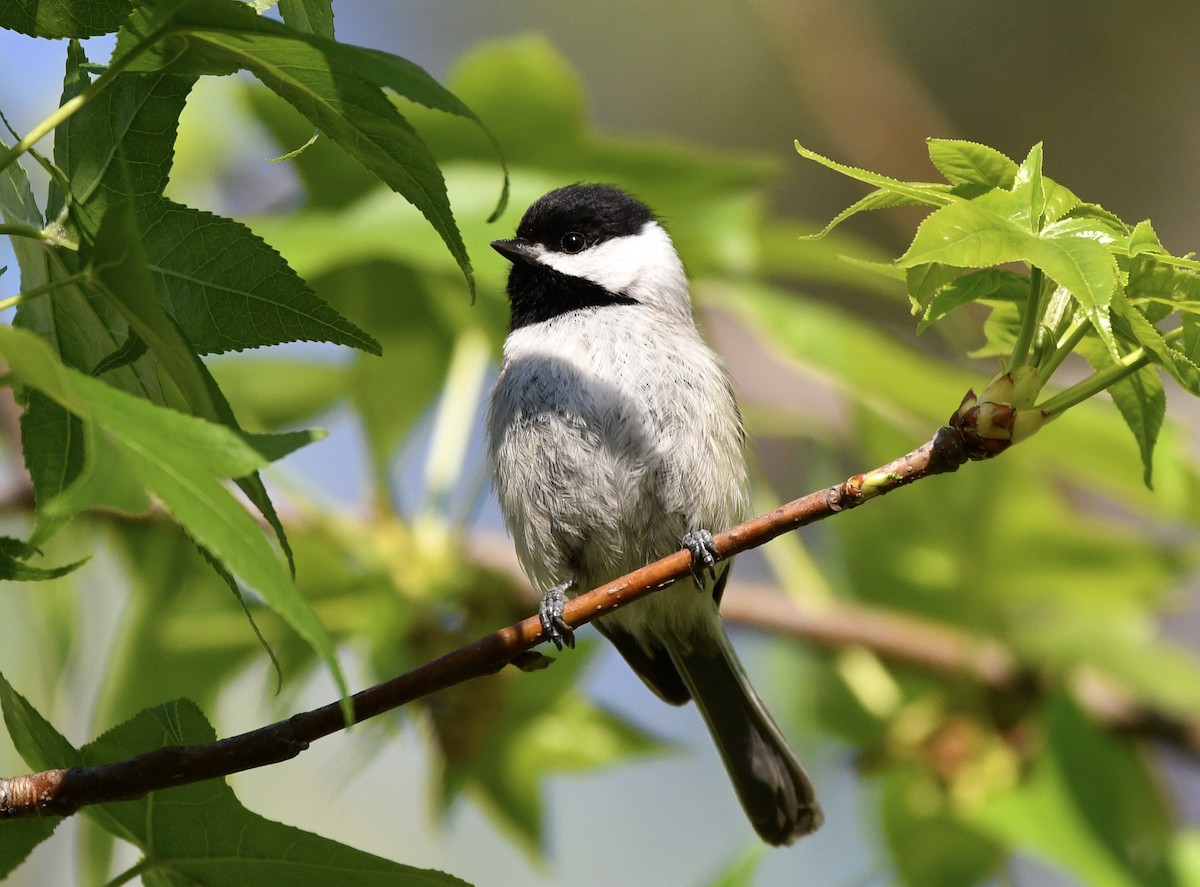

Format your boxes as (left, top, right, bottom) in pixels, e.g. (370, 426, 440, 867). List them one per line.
(0, 425, 969, 819)
(3, 419, 1198, 818)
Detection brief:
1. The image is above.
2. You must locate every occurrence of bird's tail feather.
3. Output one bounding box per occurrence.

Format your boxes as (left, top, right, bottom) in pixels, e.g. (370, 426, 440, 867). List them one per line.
(671, 636, 823, 845)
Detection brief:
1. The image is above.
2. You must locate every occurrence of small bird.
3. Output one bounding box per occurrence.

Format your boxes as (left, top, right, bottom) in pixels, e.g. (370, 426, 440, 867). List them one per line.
(486, 183, 822, 844)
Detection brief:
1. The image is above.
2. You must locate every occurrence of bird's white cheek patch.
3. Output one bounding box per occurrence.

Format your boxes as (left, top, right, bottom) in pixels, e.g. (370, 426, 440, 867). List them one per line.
(538, 222, 681, 295)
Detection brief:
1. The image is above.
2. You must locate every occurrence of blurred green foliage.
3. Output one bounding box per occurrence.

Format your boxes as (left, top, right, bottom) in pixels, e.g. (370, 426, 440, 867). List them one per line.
(1, 2, 1199, 886)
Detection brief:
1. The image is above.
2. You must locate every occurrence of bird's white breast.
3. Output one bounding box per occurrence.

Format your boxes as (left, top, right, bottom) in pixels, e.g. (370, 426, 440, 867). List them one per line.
(487, 303, 749, 602)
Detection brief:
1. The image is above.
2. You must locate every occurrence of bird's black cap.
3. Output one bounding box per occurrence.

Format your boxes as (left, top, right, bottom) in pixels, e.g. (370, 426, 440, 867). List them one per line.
(509, 183, 654, 253)
(491, 184, 649, 329)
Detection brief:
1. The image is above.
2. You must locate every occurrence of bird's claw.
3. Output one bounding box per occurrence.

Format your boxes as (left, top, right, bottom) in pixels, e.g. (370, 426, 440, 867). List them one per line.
(539, 582, 575, 650)
(682, 529, 720, 590)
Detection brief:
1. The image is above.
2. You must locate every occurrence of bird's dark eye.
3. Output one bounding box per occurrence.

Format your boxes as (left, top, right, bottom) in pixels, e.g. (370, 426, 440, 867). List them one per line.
(560, 231, 587, 253)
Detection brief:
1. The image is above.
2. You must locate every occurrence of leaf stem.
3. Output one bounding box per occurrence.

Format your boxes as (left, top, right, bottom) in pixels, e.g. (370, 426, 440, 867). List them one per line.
(103, 858, 151, 887)
(0, 223, 48, 241)
(1037, 316, 1090, 382)
(0, 271, 91, 313)
(1009, 265, 1045, 368)
(1038, 327, 1184, 416)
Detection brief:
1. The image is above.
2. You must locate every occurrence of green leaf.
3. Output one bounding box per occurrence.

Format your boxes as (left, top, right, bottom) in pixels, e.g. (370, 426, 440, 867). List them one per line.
(795, 141, 953, 209)
(91, 200, 217, 416)
(0, 672, 70, 873)
(116, 0, 476, 293)
(1128, 254, 1200, 307)
(12, 239, 156, 547)
(49, 44, 194, 228)
(0, 0, 130, 37)
(926, 138, 1017, 190)
(0, 134, 49, 289)
(1008, 142, 1082, 226)
(1184, 313, 1200, 371)
(278, 0, 333, 38)
(1013, 141, 1048, 228)
(90, 196, 331, 576)
(200, 348, 306, 579)
(49, 46, 377, 357)
(906, 262, 966, 309)
(1142, 250, 1200, 275)
(2, 323, 287, 492)
(0, 816, 59, 880)
(0, 325, 346, 702)
(90, 186, 349, 571)
(898, 189, 1119, 350)
(916, 268, 1029, 332)
(11, 63, 178, 416)
(91, 331, 148, 375)
(802, 187, 931, 241)
(973, 760, 1140, 887)
(19, 392, 93, 545)
(92, 200, 303, 580)
(1047, 699, 1174, 872)
(1064, 202, 1130, 236)
(138, 195, 381, 355)
(0, 675, 472, 887)
(1110, 290, 1200, 396)
(1039, 217, 1123, 307)
(1129, 219, 1167, 256)
(302, 41, 508, 220)
(0, 673, 81, 773)
(0, 537, 88, 581)
(898, 190, 1030, 269)
(1079, 337, 1165, 488)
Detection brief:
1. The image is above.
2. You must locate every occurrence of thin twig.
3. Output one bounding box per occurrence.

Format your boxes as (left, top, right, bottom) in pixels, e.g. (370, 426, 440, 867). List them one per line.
(721, 587, 1200, 759)
(720, 587, 1023, 688)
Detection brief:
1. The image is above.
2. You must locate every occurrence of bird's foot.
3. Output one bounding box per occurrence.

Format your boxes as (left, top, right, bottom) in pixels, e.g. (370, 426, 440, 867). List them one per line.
(539, 581, 576, 650)
(682, 529, 720, 590)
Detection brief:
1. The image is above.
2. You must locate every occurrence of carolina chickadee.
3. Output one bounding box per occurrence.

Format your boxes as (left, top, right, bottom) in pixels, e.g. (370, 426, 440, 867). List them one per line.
(486, 184, 822, 844)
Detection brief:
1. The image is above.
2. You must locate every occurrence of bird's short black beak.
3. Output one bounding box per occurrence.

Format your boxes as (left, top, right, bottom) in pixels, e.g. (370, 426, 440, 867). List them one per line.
(491, 238, 539, 265)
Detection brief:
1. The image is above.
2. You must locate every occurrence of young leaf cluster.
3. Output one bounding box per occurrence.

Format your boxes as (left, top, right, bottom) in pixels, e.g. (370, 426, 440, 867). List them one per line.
(798, 138, 1200, 484)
